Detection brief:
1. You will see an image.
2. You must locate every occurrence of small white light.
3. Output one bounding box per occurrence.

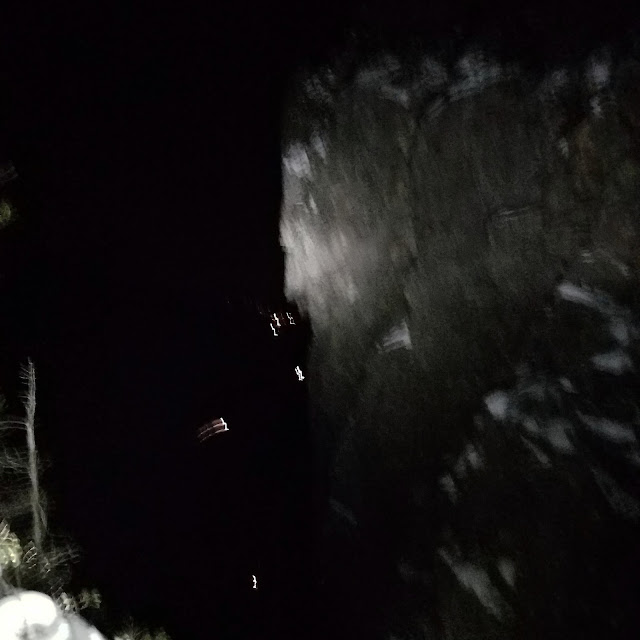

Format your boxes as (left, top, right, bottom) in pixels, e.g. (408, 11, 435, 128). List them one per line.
(295, 366, 305, 381)
(252, 575, 258, 589)
(197, 418, 229, 442)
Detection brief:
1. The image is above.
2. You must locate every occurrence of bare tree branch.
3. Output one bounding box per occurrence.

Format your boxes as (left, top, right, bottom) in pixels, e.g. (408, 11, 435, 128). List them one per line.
(0, 448, 28, 473)
(20, 360, 44, 553)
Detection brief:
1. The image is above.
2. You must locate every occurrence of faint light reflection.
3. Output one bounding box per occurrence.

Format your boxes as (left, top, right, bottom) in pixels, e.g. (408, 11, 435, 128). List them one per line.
(295, 366, 305, 381)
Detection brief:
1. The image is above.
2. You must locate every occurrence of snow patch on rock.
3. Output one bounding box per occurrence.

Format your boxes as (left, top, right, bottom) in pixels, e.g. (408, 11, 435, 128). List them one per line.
(578, 413, 638, 446)
(449, 52, 513, 101)
(591, 349, 634, 375)
(283, 144, 312, 179)
(497, 557, 516, 588)
(379, 319, 412, 352)
(484, 391, 510, 421)
(438, 550, 505, 618)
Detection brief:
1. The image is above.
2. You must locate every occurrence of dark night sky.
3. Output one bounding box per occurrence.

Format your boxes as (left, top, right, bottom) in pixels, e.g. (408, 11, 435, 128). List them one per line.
(0, 2, 639, 639)
(0, 5, 322, 638)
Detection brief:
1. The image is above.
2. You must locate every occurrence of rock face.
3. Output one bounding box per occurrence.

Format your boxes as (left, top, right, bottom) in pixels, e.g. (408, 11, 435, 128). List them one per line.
(281, 46, 640, 638)
(438, 280, 640, 639)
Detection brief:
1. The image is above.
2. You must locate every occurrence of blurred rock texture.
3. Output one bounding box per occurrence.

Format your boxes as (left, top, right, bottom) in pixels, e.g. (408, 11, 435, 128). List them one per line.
(281, 46, 640, 639)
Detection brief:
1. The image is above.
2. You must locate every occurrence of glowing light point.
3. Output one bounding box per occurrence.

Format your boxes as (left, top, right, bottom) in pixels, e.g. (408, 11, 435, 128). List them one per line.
(286, 312, 295, 325)
(197, 417, 229, 442)
(252, 575, 258, 590)
(295, 366, 305, 381)
(270, 322, 278, 337)
(272, 313, 281, 328)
